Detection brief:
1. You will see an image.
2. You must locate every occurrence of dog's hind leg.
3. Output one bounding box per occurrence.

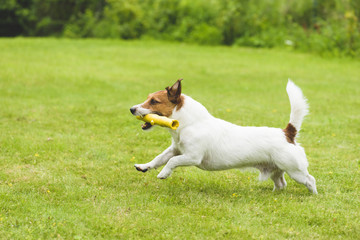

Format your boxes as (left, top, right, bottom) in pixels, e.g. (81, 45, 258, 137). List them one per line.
(273, 148, 317, 194)
(256, 164, 286, 191)
(286, 170, 317, 194)
(257, 165, 272, 181)
(271, 170, 287, 191)
(135, 146, 178, 173)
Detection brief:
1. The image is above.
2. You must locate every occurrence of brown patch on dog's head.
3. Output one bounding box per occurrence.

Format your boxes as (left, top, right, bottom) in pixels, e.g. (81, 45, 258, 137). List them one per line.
(141, 79, 184, 117)
(166, 79, 182, 104)
(283, 123, 297, 144)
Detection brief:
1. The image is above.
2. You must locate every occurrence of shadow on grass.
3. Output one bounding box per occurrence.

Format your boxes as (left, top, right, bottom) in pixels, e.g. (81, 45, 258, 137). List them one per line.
(130, 169, 316, 207)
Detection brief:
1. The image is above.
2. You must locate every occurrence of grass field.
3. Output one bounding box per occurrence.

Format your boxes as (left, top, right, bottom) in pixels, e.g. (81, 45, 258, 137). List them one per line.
(0, 38, 359, 239)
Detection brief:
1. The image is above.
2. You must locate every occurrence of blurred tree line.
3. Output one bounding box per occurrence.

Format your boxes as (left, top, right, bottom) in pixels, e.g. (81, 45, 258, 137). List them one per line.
(1, 0, 359, 57)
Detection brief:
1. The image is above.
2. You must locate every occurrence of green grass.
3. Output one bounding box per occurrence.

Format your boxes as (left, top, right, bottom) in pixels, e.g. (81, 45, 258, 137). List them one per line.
(0, 38, 359, 239)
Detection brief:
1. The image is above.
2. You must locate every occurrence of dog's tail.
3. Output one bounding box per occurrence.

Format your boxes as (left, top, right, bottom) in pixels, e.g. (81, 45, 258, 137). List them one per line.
(285, 80, 309, 142)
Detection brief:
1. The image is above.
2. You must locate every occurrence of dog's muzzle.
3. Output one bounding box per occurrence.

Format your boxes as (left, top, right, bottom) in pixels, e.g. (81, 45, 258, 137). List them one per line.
(130, 106, 153, 130)
(130, 107, 136, 115)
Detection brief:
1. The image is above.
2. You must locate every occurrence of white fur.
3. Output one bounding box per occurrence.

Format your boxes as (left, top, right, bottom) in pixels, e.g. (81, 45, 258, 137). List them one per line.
(287, 79, 309, 131)
(131, 103, 151, 117)
(134, 81, 317, 194)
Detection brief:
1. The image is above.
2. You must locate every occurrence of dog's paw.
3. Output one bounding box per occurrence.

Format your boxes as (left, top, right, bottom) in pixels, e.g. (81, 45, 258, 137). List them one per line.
(157, 169, 171, 179)
(134, 164, 150, 173)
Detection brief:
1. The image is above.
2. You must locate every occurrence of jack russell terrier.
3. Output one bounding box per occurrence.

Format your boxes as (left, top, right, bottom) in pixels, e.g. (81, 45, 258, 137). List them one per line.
(130, 79, 317, 194)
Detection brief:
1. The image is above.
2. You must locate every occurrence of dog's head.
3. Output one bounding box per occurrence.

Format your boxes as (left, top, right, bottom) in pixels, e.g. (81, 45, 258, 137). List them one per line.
(130, 79, 184, 130)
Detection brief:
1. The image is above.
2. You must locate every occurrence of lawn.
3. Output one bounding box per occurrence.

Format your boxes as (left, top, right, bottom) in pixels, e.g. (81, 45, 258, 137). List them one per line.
(0, 38, 359, 239)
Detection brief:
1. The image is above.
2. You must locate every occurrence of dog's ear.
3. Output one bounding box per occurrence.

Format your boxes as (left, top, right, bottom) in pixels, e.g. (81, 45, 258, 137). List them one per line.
(166, 78, 183, 104)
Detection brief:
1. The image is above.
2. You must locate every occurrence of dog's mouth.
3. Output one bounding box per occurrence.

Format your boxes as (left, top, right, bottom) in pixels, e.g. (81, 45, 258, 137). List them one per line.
(140, 111, 164, 130)
(141, 122, 153, 130)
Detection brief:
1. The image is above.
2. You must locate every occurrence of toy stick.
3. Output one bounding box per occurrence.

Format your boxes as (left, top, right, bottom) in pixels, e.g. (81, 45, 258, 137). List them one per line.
(136, 114, 179, 130)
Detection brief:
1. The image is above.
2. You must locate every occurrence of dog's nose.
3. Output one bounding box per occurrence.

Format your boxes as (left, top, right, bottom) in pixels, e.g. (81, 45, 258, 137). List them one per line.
(130, 107, 136, 114)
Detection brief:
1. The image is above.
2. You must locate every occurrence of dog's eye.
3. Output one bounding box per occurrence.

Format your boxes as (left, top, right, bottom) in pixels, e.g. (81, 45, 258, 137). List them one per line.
(150, 99, 160, 105)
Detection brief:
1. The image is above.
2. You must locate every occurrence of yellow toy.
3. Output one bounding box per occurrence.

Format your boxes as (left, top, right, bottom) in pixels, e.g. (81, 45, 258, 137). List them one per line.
(136, 114, 179, 130)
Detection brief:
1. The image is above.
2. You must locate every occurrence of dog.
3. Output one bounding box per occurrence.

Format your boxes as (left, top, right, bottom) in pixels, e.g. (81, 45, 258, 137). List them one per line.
(130, 79, 317, 194)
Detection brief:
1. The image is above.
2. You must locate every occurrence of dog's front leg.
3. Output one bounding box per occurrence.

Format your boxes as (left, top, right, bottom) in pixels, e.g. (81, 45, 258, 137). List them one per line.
(134, 146, 177, 173)
(157, 154, 202, 179)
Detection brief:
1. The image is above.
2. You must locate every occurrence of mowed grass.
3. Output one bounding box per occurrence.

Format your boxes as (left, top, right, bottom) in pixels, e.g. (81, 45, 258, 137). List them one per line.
(0, 38, 359, 239)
